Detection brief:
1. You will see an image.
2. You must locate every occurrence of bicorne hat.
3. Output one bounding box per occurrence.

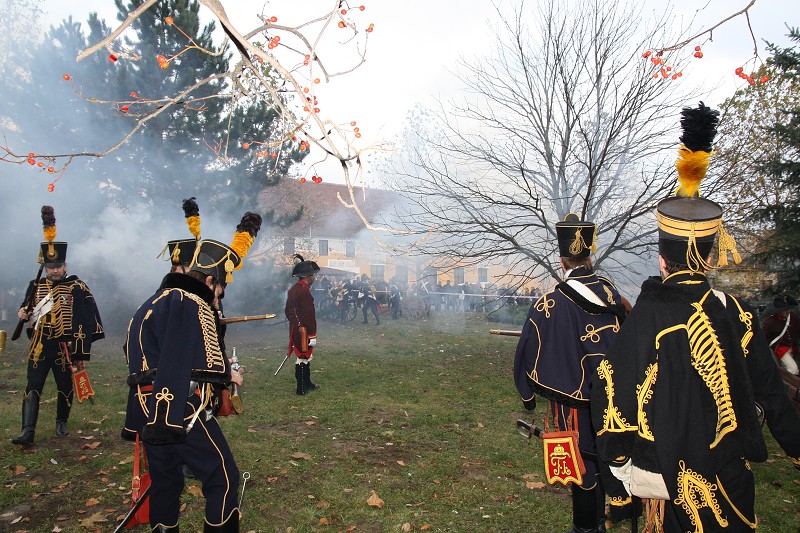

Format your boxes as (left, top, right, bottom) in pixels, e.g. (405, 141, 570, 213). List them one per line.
(291, 254, 320, 278)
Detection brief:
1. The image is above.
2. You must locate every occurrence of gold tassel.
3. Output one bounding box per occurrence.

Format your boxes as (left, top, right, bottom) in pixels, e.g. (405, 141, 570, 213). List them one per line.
(716, 224, 740, 267)
(569, 229, 587, 256)
(224, 256, 234, 284)
(591, 226, 597, 254)
(171, 246, 181, 263)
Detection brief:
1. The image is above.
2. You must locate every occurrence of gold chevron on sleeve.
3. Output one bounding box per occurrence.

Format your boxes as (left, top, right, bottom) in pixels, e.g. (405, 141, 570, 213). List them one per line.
(636, 363, 658, 441)
(596, 359, 636, 435)
(687, 298, 737, 449)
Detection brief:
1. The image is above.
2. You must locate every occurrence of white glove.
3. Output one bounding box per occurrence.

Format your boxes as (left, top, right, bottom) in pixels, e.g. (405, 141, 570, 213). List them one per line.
(609, 459, 632, 496)
(309, 338, 317, 347)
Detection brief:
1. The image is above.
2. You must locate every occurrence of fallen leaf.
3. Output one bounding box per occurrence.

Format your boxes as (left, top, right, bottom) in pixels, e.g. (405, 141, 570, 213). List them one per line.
(420, 525, 431, 531)
(11, 516, 22, 524)
(267, 476, 279, 482)
(316, 501, 331, 509)
(477, 422, 485, 428)
(304, 421, 317, 426)
(346, 526, 357, 532)
(77, 511, 108, 527)
(247, 428, 258, 433)
(15, 465, 26, 475)
(366, 490, 384, 508)
(397, 460, 406, 466)
(521, 473, 538, 480)
(526, 481, 546, 489)
(401, 523, 412, 532)
(52, 526, 63, 532)
(292, 452, 312, 460)
(85, 498, 100, 506)
(319, 517, 330, 525)
(82, 441, 101, 450)
(186, 485, 203, 496)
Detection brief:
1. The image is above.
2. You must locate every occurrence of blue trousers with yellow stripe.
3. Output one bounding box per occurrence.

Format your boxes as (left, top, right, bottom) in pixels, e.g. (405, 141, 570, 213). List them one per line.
(144, 400, 240, 529)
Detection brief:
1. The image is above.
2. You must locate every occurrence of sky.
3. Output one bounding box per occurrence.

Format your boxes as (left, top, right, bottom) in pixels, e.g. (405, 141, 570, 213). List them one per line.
(36, 0, 800, 185)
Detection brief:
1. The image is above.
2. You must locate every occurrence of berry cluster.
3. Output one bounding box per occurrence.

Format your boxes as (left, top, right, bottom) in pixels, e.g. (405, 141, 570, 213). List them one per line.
(734, 67, 768, 86)
(642, 51, 682, 81)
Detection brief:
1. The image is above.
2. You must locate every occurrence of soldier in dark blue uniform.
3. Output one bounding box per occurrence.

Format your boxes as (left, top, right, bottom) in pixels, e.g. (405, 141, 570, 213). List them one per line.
(123, 212, 261, 532)
(591, 103, 800, 532)
(514, 213, 629, 533)
(13, 206, 104, 447)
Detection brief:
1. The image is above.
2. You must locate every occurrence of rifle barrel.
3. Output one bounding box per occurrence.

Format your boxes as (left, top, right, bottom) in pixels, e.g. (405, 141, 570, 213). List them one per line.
(489, 329, 522, 337)
(221, 313, 277, 325)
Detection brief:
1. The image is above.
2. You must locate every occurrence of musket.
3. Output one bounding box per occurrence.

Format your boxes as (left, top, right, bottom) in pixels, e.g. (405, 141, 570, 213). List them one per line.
(11, 262, 45, 341)
(112, 484, 150, 533)
(490, 329, 522, 337)
(221, 313, 277, 325)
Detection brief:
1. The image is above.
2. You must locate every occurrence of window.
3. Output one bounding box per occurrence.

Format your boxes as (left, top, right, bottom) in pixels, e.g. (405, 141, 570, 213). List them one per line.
(371, 264, 385, 281)
(478, 268, 488, 284)
(345, 240, 355, 258)
(454, 267, 465, 285)
(394, 265, 408, 284)
(283, 237, 294, 255)
(319, 239, 329, 256)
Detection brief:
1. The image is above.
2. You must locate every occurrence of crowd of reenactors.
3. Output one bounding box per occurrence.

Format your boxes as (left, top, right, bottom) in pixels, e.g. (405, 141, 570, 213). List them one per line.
(6, 102, 800, 533)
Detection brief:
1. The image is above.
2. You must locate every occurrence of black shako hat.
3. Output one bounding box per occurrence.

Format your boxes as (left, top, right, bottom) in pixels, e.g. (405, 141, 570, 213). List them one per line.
(656, 102, 740, 272)
(555, 213, 596, 258)
(190, 240, 241, 286)
(38, 205, 66, 266)
(291, 253, 320, 278)
(40, 241, 67, 266)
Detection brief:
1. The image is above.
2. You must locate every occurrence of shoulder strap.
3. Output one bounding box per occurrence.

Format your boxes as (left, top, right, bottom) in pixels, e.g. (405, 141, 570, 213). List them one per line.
(557, 279, 627, 324)
(770, 313, 791, 348)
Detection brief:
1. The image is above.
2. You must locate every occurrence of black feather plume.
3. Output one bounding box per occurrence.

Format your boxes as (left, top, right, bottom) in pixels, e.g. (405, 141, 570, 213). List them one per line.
(236, 212, 262, 238)
(292, 253, 305, 264)
(41, 205, 56, 228)
(182, 197, 199, 218)
(679, 102, 720, 152)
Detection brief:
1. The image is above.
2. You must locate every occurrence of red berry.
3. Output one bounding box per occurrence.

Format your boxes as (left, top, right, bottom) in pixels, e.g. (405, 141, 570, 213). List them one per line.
(694, 45, 701, 51)
(165, 16, 174, 25)
(63, 74, 70, 81)
(131, 91, 138, 97)
(27, 158, 35, 165)
(759, 75, 769, 83)
(242, 142, 250, 149)
(121, 105, 129, 113)
(269, 16, 277, 23)
(109, 54, 118, 62)
(300, 177, 307, 183)
(48, 183, 55, 192)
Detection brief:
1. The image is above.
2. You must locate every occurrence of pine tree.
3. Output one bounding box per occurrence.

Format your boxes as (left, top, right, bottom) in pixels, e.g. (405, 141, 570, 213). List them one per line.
(751, 27, 800, 294)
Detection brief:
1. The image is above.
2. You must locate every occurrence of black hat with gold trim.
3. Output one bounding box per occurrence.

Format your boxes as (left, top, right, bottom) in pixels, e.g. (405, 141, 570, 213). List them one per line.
(555, 213, 596, 258)
(160, 197, 201, 267)
(656, 102, 740, 272)
(38, 205, 67, 266)
(189, 211, 262, 286)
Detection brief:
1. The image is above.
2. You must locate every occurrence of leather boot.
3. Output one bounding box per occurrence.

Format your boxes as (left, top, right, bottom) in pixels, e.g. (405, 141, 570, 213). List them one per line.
(56, 389, 72, 437)
(549, 485, 601, 533)
(204, 510, 239, 532)
(12, 392, 40, 446)
(304, 362, 319, 392)
(295, 364, 306, 395)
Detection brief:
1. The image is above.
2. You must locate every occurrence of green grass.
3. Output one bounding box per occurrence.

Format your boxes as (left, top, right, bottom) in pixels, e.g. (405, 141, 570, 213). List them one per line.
(0, 312, 798, 532)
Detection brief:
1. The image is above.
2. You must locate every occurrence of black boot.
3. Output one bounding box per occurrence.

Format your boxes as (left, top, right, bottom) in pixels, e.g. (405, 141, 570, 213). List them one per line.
(56, 389, 72, 437)
(304, 362, 319, 392)
(12, 392, 40, 446)
(204, 510, 239, 532)
(549, 485, 601, 533)
(295, 364, 306, 395)
(152, 526, 179, 532)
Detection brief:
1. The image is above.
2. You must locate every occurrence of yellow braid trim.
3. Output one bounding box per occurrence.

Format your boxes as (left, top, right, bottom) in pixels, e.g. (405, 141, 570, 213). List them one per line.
(186, 215, 201, 239)
(675, 146, 712, 197)
(230, 231, 254, 270)
(43, 226, 57, 242)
